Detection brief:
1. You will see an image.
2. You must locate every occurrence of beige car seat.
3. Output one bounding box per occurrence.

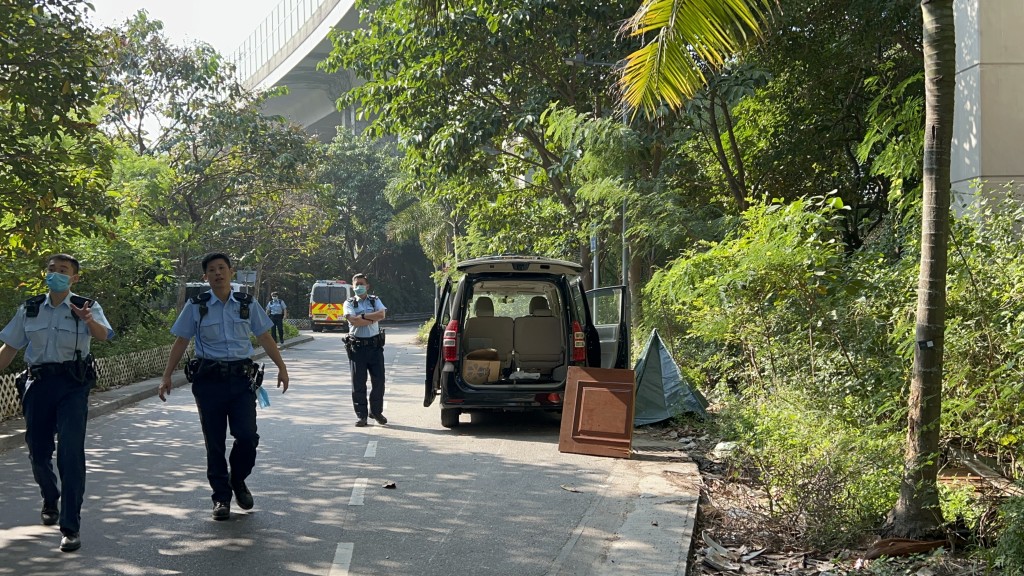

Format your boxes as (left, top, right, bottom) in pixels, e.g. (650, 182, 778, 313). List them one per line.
(513, 296, 564, 373)
(463, 296, 514, 368)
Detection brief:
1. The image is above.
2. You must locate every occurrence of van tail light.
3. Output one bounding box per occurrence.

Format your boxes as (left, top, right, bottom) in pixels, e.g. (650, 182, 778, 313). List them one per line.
(572, 321, 586, 362)
(443, 320, 459, 362)
(535, 392, 563, 405)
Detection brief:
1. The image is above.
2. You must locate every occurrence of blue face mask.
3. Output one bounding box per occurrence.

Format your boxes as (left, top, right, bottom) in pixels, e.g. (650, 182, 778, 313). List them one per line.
(45, 272, 71, 293)
(354, 285, 368, 296)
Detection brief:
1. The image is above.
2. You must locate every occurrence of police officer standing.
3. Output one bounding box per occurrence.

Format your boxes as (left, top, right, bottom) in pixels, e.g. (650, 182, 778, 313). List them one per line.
(343, 273, 387, 427)
(0, 254, 113, 553)
(266, 292, 287, 344)
(158, 252, 289, 521)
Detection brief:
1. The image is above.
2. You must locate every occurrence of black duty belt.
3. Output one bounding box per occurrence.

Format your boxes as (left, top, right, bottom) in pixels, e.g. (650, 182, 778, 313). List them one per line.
(29, 361, 78, 379)
(28, 355, 97, 384)
(194, 359, 254, 377)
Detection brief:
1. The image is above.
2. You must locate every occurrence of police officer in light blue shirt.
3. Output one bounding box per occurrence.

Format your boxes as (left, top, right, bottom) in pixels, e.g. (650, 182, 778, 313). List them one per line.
(0, 253, 113, 553)
(343, 273, 387, 427)
(265, 292, 287, 344)
(158, 252, 289, 521)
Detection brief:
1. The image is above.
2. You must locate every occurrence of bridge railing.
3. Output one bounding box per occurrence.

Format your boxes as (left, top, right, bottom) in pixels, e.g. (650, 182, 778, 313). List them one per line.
(229, 0, 342, 87)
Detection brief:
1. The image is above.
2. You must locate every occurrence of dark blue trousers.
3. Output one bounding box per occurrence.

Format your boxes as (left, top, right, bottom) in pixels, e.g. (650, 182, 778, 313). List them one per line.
(349, 345, 385, 419)
(269, 314, 285, 343)
(23, 373, 90, 536)
(191, 373, 259, 504)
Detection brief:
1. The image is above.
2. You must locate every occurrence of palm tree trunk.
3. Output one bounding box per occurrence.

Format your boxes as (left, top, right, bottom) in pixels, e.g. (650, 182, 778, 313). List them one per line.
(886, 0, 955, 538)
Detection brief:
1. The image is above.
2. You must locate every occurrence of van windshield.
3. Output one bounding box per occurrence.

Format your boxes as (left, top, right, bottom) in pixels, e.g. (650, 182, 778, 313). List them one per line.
(312, 286, 349, 304)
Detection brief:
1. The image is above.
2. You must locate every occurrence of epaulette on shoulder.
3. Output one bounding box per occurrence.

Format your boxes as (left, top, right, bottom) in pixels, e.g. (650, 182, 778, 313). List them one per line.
(24, 294, 46, 306)
(69, 295, 93, 308)
(233, 292, 252, 303)
(191, 292, 212, 305)
(346, 296, 358, 304)
(24, 294, 46, 317)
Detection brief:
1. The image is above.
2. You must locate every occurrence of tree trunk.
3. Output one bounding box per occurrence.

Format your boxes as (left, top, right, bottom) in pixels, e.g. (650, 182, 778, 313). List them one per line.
(628, 245, 643, 336)
(581, 241, 595, 291)
(705, 85, 748, 211)
(886, 0, 955, 538)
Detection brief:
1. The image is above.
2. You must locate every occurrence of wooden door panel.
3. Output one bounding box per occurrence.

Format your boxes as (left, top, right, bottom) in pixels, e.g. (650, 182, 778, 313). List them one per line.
(559, 366, 635, 459)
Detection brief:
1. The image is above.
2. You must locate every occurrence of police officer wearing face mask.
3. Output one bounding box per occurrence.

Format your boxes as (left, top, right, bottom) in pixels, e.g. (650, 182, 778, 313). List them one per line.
(0, 254, 113, 553)
(158, 252, 289, 521)
(265, 292, 287, 344)
(343, 273, 387, 427)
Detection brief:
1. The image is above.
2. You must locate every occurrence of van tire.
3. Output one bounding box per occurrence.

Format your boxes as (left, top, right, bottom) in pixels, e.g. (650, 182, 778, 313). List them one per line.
(312, 324, 323, 332)
(441, 408, 461, 429)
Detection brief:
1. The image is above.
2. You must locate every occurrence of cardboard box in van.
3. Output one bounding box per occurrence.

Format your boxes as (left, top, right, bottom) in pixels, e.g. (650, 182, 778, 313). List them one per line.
(463, 349, 501, 385)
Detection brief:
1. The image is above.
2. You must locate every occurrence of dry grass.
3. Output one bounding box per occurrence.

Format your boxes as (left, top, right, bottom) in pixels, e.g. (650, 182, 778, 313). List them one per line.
(637, 421, 994, 575)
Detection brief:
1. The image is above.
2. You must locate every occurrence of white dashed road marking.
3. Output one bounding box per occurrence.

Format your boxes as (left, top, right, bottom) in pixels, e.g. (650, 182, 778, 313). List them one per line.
(329, 542, 354, 576)
(364, 441, 377, 458)
(349, 478, 367, 506)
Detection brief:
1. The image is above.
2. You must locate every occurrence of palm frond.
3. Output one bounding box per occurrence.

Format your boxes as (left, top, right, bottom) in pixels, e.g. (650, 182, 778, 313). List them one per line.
(620, 0, 775, 115)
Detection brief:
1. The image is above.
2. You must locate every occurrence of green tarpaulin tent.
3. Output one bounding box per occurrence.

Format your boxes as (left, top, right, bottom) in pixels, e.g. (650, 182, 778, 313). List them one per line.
(633, 329, 708, 426)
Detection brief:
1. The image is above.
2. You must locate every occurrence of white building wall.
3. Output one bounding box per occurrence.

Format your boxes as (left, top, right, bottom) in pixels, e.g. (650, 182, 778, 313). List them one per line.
(953, 0, 1024, 209)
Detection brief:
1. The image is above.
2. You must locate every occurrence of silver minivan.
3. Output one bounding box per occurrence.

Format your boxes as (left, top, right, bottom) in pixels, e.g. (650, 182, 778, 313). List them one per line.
(424, 255, 629, 428)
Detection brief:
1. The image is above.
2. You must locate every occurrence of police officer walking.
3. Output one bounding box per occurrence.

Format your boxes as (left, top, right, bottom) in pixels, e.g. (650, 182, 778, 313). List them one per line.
(158, 252, 289, 521)
(266, 292, 287, 344)
(0, 254, 113, 553)
(343, 273, 387, 427)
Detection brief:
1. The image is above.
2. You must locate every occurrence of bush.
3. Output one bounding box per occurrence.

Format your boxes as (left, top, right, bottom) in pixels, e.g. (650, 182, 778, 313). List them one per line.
(416, 317, 434, 345)
(644, 196, 911, 427)
(995, 490, 1024, 575)
(642, 188, 1024, 547)
(93, 314, 177, 357)
(721, 390, 902, 549)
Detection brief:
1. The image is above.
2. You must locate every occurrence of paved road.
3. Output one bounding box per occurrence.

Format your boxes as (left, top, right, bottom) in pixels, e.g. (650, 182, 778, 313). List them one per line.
(0, 326, 697, 575)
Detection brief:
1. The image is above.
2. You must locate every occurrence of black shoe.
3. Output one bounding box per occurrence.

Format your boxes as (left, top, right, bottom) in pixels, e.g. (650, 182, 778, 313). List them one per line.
(41, 502, 58, 526)
(59, 533, 81, 552)
(371, 413, 388, 425)
(355, 418, 368, 427)
(231, 478, 254, 510)
(213, 501, 230, 521)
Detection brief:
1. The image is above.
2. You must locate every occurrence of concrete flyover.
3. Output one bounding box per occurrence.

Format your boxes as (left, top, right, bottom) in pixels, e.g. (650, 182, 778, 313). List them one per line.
(229, 0, 364, 141)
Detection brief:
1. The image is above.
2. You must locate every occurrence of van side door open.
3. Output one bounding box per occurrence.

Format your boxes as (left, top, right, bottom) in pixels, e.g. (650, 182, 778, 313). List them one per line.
(586, 286, 629, 369)
(424, 277, 452, 407)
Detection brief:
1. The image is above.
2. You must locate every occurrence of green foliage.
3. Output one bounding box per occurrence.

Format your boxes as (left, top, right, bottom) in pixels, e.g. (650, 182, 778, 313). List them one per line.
(307, 130, 435, 313)
(324, 0, 640, 265)
(69, 233, 177, 334)
(645, 185, 1024, 546)
(645, 197, 912, 548)
(858, 70, 925, 211)
(93, 316, 177, 358)
(416, 317, 435, 345)
(937, 481, 986, 539)
(938, 190, 1024, 472)
(995, 488, 1024, 575)
(721, 390, 901, 549)
(0, 0, 117, 262)
(619, 0, 775, 112)
(102, 12, 319, 293)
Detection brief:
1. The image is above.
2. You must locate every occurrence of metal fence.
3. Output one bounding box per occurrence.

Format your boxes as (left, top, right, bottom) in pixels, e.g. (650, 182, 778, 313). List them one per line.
(0, 343, 192, 423)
